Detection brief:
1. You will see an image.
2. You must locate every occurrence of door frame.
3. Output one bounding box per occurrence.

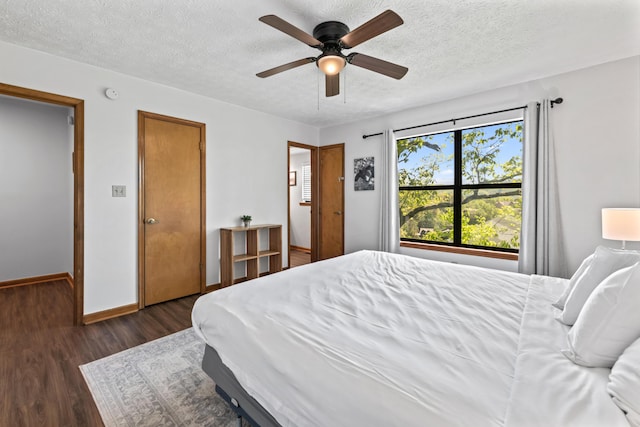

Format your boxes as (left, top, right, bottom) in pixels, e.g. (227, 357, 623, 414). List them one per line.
(287, 141, 319, 265)
(137, 110, 206, 308)
(0, 82, 85, 325)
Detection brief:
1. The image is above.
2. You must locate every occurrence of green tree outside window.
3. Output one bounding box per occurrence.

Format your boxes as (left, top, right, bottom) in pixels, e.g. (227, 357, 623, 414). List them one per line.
(397, 121, 523, 251)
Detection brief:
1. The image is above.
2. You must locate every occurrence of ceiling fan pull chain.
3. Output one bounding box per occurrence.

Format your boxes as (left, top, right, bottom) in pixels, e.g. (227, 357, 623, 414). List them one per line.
(343, 67, 347, 104)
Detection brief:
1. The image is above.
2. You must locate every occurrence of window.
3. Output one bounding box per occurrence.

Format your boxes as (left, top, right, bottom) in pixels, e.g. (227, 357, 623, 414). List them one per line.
(301, 164, 312, 202)
(397, 120, 523, 252)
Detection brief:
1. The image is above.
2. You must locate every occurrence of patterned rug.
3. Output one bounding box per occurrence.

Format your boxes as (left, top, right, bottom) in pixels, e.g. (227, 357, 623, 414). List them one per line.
(80, 328, 246, 427)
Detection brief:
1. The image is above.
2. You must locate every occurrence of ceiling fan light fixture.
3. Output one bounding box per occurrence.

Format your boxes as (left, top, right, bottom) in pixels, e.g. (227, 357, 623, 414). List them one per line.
(317, 55, 346, 76)
(257, 11, 407, 96)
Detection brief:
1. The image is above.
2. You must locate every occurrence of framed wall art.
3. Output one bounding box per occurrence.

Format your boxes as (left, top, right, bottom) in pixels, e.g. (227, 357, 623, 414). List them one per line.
(354, 157, 374, 191)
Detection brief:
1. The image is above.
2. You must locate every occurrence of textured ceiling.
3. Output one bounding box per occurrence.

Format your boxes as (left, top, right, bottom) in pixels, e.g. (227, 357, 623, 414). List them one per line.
(1, 0, 639, 128)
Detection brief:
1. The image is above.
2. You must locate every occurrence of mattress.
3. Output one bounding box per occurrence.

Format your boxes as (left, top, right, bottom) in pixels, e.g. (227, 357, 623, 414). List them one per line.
(192, 250, 628, 427)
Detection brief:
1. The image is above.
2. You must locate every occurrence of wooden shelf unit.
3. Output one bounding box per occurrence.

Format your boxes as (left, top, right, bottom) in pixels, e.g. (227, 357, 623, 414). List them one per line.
(220, 224, 282, 287)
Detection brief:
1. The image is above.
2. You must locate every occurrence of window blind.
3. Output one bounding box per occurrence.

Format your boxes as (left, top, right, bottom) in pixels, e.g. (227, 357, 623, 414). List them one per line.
(302, 164, 311, 202)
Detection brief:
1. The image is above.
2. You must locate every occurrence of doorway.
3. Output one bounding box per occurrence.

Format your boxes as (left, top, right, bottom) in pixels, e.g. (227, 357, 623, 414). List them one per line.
(287, 141, 345, 266)
(0, 83, 85, 325)
(138, 111, 206, 307)
(288, 142, 317, 267)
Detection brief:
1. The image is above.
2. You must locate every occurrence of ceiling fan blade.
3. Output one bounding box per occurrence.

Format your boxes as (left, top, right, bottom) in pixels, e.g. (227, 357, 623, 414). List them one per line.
(256, 57, 316, 78)
(339, 10, 403, 49)
(259, 15, 324, 48)
(348, 53, 408, 80)
(326, 74, 340, 97)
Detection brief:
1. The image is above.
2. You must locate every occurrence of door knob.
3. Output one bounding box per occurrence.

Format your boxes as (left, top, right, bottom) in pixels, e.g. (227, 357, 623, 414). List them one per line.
(145, 218, 159, 224)
(334, 211, 342, 215)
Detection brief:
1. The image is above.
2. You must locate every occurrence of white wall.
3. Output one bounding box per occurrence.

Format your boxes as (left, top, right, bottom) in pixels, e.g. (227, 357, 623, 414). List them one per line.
(0, 96, 73, 281)
(0, 40, 319, 314)
(320, 56, 640, 276)
(289, 151, 311, 249)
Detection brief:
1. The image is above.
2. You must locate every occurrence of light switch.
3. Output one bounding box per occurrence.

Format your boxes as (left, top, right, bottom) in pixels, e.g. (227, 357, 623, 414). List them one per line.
(112, 185, 126, 197)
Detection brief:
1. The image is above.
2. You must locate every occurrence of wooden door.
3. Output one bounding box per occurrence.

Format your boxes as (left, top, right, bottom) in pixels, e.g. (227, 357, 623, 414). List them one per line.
(138, 111, 205, 306)
(318, 144, 344, 260)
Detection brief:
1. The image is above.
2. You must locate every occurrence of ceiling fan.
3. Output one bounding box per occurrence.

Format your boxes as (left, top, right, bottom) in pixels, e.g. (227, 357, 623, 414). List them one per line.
(256, 10, 408, 97)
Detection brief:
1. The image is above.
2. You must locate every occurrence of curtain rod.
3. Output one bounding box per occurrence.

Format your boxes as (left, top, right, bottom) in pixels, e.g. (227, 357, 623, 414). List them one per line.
(362, 98, 563, 139)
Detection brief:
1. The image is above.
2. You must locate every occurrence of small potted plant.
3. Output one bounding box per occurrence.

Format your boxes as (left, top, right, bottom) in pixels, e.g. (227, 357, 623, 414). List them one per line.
(241, 215, 252, 227)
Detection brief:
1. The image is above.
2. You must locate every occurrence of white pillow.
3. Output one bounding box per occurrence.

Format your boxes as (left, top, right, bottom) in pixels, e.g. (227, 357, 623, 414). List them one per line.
(608, 337, 640, 426)
(552, 253, 594, 310)
(562, 263, 640, 368)
(558, 246, 640, 325)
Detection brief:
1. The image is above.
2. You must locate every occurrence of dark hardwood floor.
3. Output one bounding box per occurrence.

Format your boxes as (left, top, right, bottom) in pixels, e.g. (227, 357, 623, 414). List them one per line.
(289, 248, 311, 268)
(0, 280, 198, 427)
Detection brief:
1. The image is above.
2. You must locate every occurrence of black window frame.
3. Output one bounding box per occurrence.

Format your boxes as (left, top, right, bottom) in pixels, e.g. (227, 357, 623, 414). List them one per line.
(398, 120, 523, 253)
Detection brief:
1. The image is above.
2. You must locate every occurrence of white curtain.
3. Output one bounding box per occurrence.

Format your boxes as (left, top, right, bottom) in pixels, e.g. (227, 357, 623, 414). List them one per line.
(379, 129, 400, 253)
(519, 100, 566, 276)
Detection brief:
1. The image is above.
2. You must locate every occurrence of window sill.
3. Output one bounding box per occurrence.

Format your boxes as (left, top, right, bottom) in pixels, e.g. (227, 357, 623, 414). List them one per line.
(400, 241, 519, 261)
(299, 202, 311, 207)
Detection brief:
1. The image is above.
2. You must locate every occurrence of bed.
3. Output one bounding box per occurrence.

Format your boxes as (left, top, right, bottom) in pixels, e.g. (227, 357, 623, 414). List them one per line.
(191, 250, 632, 426)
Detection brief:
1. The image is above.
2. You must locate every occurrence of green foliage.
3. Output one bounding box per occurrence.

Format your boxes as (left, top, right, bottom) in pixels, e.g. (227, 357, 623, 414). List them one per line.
(399, 190, 453, 242)
(461, 124, 523, 184)
(397, 122, 523, 249)
(397, 135, 440, 165)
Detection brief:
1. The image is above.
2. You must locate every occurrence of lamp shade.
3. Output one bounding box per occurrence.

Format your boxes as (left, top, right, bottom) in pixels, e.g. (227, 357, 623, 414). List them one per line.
(602, 208, 640, 241)
(317, 55, 346, 76)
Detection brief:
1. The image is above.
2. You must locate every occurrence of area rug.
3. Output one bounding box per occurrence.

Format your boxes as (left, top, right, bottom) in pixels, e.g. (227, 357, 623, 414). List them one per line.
(80, 328, 247, 427)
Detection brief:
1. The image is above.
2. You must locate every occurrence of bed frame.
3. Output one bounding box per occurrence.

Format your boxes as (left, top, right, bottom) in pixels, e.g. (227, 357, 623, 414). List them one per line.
(202, 344, 281, 427)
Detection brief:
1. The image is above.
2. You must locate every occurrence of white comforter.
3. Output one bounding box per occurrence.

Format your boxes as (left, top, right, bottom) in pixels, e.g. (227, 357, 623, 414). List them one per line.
(192, 250, 628, 427)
